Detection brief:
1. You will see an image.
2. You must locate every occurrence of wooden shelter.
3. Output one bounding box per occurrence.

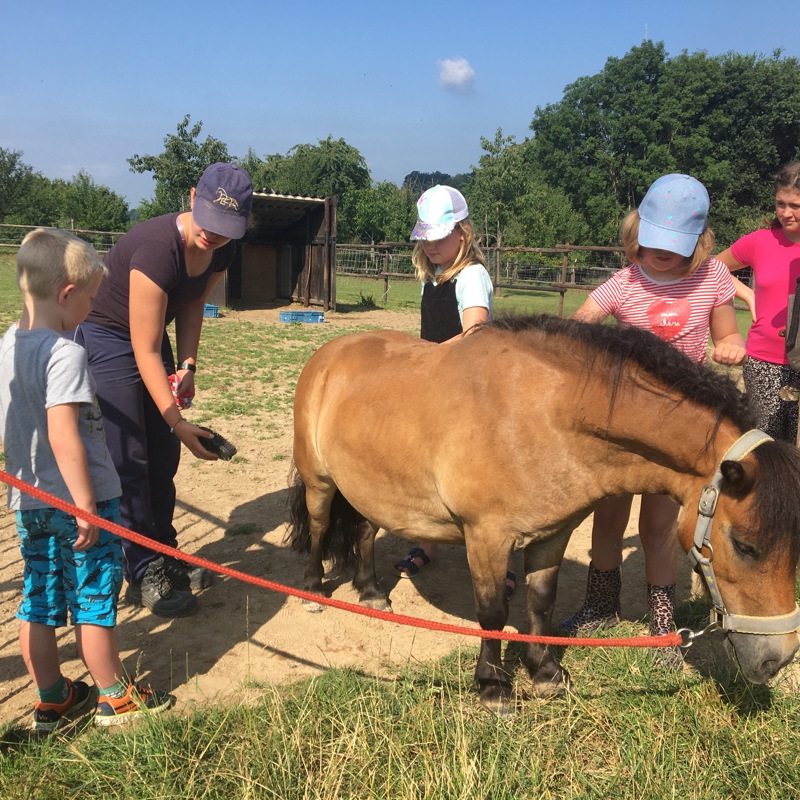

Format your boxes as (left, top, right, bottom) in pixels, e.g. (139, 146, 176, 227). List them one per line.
(206, 191, 336, 310)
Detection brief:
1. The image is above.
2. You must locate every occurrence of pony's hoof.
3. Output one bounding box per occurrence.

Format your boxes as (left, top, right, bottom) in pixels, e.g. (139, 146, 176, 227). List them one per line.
(533, 681, 567, 699)
(479, 682, 514, 715)
(361, 597, 392, 613)
(482, 696, 515, 718)
(532, 672, 570, 699)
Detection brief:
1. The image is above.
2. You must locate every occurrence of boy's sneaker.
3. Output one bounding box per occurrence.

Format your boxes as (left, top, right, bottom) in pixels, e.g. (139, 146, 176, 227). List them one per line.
(163, 555, 214, 592)
(125, 556, 197, 617)
(94, 683, 173, 727)
(32, 677, 92, 732)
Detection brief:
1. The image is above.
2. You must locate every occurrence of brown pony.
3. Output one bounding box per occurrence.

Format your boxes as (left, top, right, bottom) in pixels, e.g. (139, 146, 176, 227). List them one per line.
(288, 314, 800, 709)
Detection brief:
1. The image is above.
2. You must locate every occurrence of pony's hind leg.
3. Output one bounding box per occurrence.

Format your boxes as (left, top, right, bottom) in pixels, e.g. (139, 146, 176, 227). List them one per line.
(298, 479, 337, 611)
(352, 520, 390, 611)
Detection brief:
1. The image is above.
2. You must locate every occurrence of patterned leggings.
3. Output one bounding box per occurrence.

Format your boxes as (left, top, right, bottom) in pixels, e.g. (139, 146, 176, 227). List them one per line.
(742, 357, 800, 444)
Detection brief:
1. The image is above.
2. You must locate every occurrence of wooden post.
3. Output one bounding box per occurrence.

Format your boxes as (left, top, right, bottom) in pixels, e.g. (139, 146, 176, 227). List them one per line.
(383, 249, 390, 306)
(558, 243, 570, 317)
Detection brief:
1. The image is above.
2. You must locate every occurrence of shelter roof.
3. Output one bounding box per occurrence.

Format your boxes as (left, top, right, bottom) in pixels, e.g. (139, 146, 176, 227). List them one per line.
(250, 191, 327, 235)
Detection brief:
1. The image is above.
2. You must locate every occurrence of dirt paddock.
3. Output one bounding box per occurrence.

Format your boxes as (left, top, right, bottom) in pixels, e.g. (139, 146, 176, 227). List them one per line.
(0, 308, 708, 728)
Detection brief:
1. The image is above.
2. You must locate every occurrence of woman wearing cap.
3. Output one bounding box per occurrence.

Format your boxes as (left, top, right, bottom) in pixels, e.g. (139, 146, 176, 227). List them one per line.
(715, 162, 800, 443)
(393, 185, 516, 596)
(559, 174, 746, 668)
(75, 162, 253, 618)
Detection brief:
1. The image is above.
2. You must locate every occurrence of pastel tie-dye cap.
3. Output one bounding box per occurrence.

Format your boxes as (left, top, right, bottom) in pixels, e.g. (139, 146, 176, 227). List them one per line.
(410, 185, 469, 241)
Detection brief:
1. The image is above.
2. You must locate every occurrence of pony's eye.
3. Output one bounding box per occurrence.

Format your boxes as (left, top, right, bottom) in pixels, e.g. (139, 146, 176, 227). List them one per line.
(732, 539, 758, 559)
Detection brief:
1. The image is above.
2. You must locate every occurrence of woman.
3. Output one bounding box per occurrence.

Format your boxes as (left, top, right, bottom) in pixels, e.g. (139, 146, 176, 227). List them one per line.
(715, 162, 800, 443)
(76, 163, 253, 618)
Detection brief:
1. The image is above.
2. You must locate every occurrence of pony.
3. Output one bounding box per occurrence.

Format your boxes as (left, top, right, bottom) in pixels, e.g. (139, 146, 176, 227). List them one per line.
(287, 314, 800, 710)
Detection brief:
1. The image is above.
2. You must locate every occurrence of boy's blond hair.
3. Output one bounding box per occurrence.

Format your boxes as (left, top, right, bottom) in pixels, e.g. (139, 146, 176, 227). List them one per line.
(17, 228, 107, 299)
(620, 210, 716, 276)
(412, 218, 487, 284)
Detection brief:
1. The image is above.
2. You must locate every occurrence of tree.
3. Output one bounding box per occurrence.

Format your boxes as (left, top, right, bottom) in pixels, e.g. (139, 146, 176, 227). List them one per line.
(236, 148, 270, 192)
(466, 129, 587, 248)
(530, 42, 800, 245)
(261, 136, 371, 240)
(401, 171, 453, 195)
(3, 173, 61, 227)
(0, 148, 34, 222)
(59, 171, 129, 231)
(351, 182, 416, 243)
(128, 115, 230, 217)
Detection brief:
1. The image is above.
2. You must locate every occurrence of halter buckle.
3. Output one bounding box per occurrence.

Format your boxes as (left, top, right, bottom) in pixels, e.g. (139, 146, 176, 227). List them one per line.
(678, 622, 720, 649)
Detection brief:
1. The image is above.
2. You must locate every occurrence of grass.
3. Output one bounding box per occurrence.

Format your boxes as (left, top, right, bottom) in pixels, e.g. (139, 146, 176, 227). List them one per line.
(0, 642, 798, 799)
(0, 252, 789, 799)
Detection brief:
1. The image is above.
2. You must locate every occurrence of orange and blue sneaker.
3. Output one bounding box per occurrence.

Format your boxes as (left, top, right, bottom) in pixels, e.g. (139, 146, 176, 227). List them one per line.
(94, 682, 173, 727)
(32, 677, 92, 732)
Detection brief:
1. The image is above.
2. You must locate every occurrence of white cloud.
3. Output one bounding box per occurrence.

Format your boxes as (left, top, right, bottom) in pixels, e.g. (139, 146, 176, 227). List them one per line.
(436, 57, 476, 94)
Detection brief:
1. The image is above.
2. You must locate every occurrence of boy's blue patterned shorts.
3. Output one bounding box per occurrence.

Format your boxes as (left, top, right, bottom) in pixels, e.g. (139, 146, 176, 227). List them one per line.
(16, 498, 123, 627)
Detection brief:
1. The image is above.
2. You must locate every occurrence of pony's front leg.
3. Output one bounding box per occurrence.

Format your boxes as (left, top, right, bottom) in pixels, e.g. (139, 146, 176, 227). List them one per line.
(467, 536, 514, 713)
(523, 532, 572, 697)
(352, 520, 390, 611)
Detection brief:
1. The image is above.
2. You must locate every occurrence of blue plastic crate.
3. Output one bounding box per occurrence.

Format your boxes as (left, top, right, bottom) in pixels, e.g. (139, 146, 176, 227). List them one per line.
(203, 304, 220, 318)
(280, 310, 325, 324)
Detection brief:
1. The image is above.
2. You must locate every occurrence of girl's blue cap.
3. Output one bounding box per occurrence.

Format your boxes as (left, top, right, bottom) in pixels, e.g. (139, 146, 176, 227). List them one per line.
(638, 173, 709, 257)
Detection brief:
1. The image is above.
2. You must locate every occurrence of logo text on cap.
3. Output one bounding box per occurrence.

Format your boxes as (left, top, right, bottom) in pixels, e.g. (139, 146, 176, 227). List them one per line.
(213, 188, 239, 211)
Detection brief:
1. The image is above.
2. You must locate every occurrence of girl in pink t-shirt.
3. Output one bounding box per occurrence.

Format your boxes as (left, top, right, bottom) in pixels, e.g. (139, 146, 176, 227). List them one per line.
(561, 174, 746, 669)
(716, 162, 800, 443)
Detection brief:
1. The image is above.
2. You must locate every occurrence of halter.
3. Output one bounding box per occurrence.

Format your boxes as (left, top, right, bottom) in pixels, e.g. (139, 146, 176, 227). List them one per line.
(686, 429, 800, 636)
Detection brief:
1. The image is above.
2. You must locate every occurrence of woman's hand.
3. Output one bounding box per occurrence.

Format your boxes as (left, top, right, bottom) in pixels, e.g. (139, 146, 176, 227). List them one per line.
(171, 419, 219, 460)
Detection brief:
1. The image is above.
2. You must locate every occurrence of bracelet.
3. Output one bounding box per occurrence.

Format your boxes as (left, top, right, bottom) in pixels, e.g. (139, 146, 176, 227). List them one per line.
(169, 418, 186, 435)
(178, 361, 196, 373)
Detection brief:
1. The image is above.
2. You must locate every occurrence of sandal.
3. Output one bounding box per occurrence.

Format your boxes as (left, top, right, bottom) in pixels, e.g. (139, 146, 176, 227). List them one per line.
(505, 570, 517, 599)
(394, 547, 431, 579)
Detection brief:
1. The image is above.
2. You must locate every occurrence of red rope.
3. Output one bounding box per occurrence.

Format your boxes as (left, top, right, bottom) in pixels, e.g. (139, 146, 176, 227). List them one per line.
(0, 469, 682, 648)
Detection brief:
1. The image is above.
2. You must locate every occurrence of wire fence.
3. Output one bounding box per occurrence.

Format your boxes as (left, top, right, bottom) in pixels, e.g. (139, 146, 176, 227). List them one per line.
(1, 226, 753, 303)
(0, 223, 125, 252)
(335, 242, 754, 306)
(335, 243, 630, 309)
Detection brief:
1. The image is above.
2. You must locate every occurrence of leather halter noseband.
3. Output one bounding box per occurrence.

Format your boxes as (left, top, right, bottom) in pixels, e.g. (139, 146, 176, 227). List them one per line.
(686, 429, 800, 636)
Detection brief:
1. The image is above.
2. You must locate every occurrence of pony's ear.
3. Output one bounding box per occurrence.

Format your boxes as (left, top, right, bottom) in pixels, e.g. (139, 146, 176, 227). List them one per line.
(720, 459, 757, 497)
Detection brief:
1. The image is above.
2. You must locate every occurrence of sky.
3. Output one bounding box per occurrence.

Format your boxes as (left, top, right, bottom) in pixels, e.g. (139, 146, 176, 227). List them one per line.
(2, 1, 797, 207)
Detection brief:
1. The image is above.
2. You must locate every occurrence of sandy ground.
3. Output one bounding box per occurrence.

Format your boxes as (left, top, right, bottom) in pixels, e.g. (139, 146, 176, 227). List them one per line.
(0, 307, 698, 728)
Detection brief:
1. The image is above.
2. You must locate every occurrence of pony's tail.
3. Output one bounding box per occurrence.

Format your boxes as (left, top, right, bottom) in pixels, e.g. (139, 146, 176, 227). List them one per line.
(286, 467, 363, 573)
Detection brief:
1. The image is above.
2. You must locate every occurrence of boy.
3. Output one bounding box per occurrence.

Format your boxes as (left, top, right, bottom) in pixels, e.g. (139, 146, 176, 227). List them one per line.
(0, 228, 172, 730)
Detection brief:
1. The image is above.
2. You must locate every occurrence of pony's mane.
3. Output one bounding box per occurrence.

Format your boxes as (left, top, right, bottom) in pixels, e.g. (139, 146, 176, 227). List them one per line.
(751, 441, 800, 563)
(485, 314, 800, 560)
(485, 314, 755, 431)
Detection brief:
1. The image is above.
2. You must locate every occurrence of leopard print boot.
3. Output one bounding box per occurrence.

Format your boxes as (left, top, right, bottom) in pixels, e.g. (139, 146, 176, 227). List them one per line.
(560, 562, 621, 633)
(648, 583, 683, 670)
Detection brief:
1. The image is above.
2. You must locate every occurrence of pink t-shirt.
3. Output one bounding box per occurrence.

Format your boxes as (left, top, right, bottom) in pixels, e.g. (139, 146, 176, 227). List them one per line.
(730, 227, 800, 364)
(589, 258, 736, 364)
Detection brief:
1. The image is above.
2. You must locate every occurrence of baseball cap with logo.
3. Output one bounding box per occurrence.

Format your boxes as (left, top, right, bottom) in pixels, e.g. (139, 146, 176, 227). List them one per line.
(192, 163, 253, 240)
(637, 173, 709, 258)
(410, 185, 469, 241)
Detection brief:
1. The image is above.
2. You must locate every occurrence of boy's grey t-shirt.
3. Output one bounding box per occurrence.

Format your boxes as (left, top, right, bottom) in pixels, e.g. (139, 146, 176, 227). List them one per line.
(0, 324, 121, 510)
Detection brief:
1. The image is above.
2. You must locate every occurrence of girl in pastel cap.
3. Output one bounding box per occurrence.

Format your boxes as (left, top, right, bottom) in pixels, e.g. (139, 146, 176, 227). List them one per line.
(560, 173, 747, 668)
